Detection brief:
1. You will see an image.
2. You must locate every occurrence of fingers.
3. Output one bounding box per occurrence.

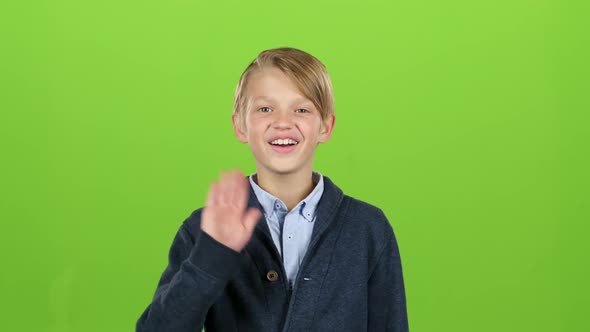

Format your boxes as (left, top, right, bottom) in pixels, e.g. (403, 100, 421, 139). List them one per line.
(224, 169, 239, 206)
(221, 169, 241, 206)
(217, 169, 233, 206)
(233, 169, 248, 209)
(202, 168, 257, 252)
(243, 207, 262, 233)
(206, 181, 218, 207)
(207, 169, 248, 208)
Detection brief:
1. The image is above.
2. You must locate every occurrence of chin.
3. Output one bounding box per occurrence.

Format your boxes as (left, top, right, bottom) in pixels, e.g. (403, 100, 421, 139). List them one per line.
(258, 161, 303, 176)
(268, 165, 300, 175)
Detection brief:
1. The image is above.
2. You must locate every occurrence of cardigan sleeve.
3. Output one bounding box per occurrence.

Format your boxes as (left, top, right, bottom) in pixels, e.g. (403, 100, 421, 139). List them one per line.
(367, 211, 409, 332)
(136, 215, 243, 332)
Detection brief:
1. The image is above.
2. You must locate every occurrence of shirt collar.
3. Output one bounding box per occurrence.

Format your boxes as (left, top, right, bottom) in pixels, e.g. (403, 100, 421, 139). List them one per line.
(248, 171, 324, 222)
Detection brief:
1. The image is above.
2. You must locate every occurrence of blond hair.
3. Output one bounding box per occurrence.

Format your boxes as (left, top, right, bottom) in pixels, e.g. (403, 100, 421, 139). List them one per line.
(233, 47, 335, 132)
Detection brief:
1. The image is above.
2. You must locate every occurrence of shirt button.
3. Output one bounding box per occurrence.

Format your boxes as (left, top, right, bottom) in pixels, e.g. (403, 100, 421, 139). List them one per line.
(266, 270, 279, 282)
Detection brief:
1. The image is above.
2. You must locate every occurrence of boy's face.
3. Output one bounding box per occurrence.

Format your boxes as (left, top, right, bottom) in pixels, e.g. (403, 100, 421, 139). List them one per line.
(232, 66, 335, 177)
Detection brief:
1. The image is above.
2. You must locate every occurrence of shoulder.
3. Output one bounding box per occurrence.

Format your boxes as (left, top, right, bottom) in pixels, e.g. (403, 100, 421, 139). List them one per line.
(176, 207, 205, 241)
(322, 174, 395, 244)
(344, 195, 392, 230)
(341, 194, 395, 245)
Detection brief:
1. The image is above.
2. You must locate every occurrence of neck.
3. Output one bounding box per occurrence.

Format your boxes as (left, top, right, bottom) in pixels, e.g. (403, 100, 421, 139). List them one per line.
(254, 166, 315, 212)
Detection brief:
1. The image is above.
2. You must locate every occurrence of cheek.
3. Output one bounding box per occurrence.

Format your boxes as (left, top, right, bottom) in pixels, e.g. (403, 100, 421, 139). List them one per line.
(245, 124, 266, 142)
(302, 121, 322, 136)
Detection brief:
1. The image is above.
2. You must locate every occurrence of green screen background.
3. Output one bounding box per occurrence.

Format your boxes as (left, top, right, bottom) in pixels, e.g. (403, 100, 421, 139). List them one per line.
(1, 0, 588, 331)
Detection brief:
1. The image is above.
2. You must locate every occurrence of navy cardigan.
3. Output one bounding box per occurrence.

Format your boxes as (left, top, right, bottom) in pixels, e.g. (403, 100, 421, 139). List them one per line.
(136, 175, 408, 331)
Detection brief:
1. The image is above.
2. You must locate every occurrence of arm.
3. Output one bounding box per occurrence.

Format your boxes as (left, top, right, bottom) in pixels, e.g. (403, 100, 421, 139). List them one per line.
(136, 215, 243, 332)
(137, 169, 261, 332)
(367, 213, 409, 332)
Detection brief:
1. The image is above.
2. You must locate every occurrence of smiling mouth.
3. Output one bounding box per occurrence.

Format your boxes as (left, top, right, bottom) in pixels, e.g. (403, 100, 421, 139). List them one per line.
(268, 142, 299, 154)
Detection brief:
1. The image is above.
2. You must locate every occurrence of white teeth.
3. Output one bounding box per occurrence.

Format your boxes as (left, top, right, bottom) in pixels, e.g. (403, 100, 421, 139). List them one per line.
(270, 138, 298, 145)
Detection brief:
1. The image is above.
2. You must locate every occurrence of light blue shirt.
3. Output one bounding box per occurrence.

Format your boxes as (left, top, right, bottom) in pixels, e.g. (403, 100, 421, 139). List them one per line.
(248, 171, 324, 289)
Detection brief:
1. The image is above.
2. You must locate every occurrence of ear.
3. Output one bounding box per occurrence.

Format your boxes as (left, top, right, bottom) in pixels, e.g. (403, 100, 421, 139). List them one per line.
(232, 112, 248, 143)
(318, 113, 336, 144)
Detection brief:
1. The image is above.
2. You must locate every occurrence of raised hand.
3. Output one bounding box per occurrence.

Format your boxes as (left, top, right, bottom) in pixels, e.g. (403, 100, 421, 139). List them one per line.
(200, 169, 263, 252)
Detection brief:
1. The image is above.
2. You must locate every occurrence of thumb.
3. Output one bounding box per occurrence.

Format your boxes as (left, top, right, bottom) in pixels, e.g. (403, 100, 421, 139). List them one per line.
(243, 208, 263, 233)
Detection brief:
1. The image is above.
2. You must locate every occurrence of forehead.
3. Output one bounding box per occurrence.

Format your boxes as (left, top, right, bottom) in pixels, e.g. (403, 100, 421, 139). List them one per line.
(253, 95, 311, 104)
(246, 68, 305, 95)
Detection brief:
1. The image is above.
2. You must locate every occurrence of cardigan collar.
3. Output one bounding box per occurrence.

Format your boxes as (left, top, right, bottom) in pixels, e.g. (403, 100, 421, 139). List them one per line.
(246, 174, 344, 255)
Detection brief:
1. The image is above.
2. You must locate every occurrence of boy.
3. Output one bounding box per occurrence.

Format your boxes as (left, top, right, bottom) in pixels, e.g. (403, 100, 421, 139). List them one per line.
(136, 47, 408, 331)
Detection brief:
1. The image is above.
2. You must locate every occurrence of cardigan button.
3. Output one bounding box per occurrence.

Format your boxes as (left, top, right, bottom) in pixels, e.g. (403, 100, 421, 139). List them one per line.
(266, 270, 279, 282)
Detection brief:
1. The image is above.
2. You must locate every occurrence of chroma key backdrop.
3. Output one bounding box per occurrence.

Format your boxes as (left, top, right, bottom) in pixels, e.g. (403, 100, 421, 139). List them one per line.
(0, 0, 587, 331)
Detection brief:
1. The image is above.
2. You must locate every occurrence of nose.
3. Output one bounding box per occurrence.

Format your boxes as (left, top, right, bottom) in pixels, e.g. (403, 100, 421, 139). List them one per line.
(272, 110, 295, 129)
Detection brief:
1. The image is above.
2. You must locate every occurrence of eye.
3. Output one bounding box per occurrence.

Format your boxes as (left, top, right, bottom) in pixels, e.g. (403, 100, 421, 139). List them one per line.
(296, 108, 309, 113)
(258, 106, 272, 113)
